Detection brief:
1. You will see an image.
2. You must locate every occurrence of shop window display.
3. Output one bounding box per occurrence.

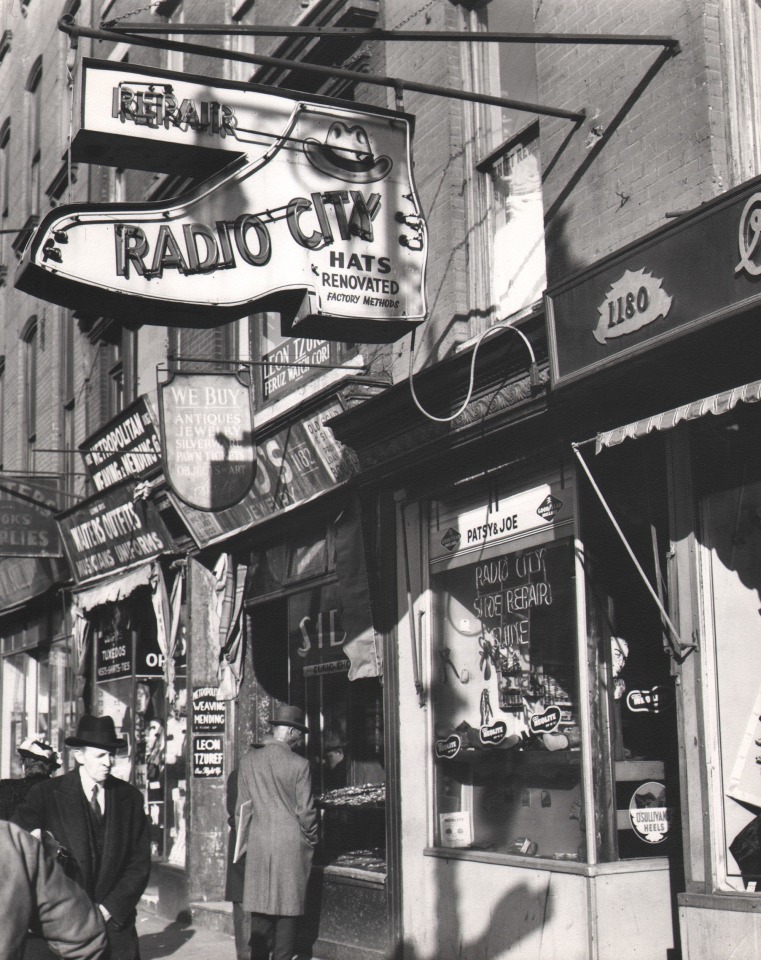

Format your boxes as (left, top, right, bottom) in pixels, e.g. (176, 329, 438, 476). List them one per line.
(90, 592, 188, 865)
(579, 437, 679, 862)
(701, 474, 761, 890)
(249, 522, 385, 874)
(1, 637, 73, 777)
(430, 535, 584, 861)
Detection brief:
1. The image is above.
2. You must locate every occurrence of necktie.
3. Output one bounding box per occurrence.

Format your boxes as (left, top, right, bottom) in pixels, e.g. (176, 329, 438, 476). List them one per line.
(90, 785, 103, 825)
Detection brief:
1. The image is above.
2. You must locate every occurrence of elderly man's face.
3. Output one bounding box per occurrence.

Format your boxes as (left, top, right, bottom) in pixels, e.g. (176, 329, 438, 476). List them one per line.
(74, 746, 114, 784)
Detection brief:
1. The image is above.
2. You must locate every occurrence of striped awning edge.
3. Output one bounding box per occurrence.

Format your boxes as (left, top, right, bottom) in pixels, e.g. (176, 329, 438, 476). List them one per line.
(595, 378, 761, 454)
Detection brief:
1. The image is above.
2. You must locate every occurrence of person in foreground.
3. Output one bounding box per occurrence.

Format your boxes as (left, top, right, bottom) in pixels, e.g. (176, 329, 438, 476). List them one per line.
(0, 818, 107, 960)
(236, 704, 318, 960)
(12, 715, 151, 960)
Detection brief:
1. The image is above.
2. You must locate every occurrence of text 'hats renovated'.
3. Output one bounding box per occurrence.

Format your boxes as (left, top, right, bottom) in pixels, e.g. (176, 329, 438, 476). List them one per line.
(65, 714, 126, 751)
(269, 703, 308, 733)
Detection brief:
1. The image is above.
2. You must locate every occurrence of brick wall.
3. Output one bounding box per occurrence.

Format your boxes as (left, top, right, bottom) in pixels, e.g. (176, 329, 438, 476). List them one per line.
(535, 0, 727, 284)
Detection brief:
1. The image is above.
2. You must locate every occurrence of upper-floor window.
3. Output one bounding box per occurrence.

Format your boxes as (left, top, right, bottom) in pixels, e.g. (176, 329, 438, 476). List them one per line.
(22, 317, 38, 469)
(0, 119, 10, 266)
(107, 341, 124, 419)
(230, 0, 256, 84)
(26, 58, 42, 219)
(163, 1, 184, 74)
(0, 119, 9, 220)
(721, 0, 761, 182)
(463, 0, 546, 325)
(0, 355, 5, 471)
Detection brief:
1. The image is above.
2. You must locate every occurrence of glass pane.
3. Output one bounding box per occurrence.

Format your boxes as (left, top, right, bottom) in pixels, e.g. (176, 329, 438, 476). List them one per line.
(704, 478, 761, 891)
(2, 653, 33, 777)
(479, 0, 539, 147)
(288, 585, 386, 873)
(488, 127, 546, 319)
(431, 537, 584, 861)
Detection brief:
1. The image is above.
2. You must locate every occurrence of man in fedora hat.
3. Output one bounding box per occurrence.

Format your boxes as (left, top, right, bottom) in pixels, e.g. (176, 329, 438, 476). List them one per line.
(13, 714, 151, 960)
(236, 703, 317, 960)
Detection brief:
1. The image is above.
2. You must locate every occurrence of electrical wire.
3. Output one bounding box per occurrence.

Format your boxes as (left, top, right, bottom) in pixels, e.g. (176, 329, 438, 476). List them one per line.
(407, 320, 538, 423)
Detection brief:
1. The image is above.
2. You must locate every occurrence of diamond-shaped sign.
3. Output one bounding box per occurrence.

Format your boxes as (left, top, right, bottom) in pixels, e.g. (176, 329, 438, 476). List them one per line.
(536, 495, 563, 522)
(441, 527, 461, 552)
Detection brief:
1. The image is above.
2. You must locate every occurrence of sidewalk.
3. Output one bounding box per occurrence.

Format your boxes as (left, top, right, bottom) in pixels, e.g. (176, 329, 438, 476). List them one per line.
(137, 909, 233, 960)
(136, 907, 317, 960)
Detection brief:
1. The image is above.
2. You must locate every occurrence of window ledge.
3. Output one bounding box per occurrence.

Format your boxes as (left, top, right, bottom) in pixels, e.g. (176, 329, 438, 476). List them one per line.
(11, 215, 39, 261)
(424, 846, 669, 877)
(679, 891, 761, 914)
(0, 30, 12, 64)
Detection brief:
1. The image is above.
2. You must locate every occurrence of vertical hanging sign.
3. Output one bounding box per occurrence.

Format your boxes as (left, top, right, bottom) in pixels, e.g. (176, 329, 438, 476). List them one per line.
(159, 371, 255, 512)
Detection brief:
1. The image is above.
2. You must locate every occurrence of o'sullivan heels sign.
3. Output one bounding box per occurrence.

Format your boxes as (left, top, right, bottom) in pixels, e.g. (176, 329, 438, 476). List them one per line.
(14, 59, 428, 344)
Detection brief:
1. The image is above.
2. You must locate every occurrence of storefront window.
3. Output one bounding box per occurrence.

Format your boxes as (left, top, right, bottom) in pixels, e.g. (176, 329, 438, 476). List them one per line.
(697, 425, 761, 891)
(430, 532, 583, 861)
(580, 437, 678, 862)
(1, 636, 74, 777)
(248, 519, 385, 873)
(90, 588, 188, 865)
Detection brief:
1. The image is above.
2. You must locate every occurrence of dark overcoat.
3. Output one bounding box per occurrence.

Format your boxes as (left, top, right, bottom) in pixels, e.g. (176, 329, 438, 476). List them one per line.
(236, 739, 317, 916)
(0, 819, 107, 960)
(12, 769, 151, 928)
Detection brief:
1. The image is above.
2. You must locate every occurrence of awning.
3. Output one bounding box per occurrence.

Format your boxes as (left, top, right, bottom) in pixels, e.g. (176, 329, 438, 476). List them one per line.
(73, 562, 153, 611)
(594, 378, 761, 453)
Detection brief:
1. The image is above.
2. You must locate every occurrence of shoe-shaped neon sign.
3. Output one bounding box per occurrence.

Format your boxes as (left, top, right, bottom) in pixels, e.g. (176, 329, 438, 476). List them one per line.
(16, 59, 428, 344)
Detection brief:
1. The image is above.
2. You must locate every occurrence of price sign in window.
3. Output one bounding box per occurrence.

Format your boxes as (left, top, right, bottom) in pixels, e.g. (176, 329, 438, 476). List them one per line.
(430, 534, 585, 861)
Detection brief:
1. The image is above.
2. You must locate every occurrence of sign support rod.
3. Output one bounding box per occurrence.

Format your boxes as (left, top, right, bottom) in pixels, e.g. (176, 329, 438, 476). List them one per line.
(101, 23, 681, 54)
(59, 16, 586, 123)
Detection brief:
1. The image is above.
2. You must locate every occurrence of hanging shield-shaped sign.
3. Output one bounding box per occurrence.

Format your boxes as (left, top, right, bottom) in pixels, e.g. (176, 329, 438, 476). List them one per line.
(159, 371, 255, 512)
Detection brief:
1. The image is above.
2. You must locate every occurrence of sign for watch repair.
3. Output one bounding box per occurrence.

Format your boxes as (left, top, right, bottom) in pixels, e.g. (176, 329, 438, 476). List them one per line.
(14, 59, 428, 344)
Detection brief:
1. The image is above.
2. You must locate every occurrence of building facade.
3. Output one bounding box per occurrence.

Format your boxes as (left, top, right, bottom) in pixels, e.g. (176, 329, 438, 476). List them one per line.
(2, 2, 761, 959)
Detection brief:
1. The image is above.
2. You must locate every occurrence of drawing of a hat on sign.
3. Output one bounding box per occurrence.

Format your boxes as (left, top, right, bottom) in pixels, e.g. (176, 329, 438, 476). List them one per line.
(304, 120, 393, 183)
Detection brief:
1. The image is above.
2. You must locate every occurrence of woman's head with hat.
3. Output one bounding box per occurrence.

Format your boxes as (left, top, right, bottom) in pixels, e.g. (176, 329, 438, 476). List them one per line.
(18, 735, 60, 775)
(66, 715, 125, 784)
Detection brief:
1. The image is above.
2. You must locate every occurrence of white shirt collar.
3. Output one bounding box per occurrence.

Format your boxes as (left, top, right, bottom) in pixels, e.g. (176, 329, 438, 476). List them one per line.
(78, 766, 105, 812)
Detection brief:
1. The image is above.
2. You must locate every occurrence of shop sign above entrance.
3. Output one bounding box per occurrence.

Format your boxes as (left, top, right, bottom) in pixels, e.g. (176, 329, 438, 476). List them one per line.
(159, 371, 255, 512)
(80, 395, 161, 493)
(168, 395, 358, 549)
(546, 173, 761, 386)
(57, 479, 175, 584)
(14, 59, 428, 344)
(0, 476, 64, 558)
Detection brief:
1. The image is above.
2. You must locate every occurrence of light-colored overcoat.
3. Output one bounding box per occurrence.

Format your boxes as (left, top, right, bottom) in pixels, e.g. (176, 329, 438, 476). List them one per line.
(236, 739, 317, 916)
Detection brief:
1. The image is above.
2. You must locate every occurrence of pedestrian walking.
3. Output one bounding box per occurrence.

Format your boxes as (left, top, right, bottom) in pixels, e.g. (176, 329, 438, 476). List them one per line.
(12, 715, 151, 960)
(0, 818, 107, 960)
(0, 736, 60, 820)
(225, 764, 252, 960)
(235, 704, 318, 960)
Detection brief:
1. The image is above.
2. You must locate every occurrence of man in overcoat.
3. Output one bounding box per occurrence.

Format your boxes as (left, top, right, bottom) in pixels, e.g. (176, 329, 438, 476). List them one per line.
(0, 819, 107, 960)
(236, 704, 318, 960)
(13, 714, 151, 960)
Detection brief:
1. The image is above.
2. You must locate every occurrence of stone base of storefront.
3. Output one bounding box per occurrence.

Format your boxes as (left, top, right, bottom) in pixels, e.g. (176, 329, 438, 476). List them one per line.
(181, 867, 387, 960)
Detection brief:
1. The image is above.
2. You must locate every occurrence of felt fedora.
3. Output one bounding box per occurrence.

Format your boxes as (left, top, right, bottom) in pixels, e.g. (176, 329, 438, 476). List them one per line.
(269, 704, 308, 733)
(65, 714, 126, 751)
